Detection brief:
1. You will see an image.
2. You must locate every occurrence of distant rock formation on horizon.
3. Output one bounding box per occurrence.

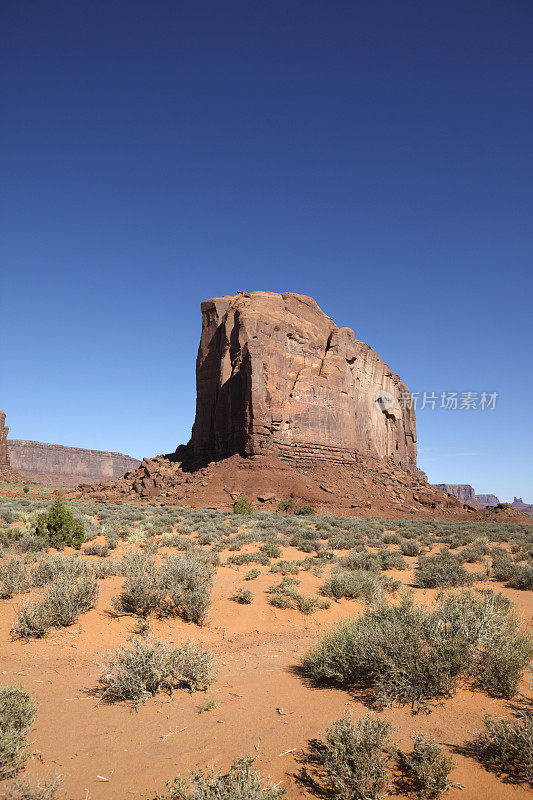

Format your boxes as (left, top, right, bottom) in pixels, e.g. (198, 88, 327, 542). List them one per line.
(8, 440, 140, 486)
(475, 493, 500, 507)
(434, 483, 478, 506)
(189, 290, 417, 471)
(434, 483, 532, 517)
(512, 497, 533, 517)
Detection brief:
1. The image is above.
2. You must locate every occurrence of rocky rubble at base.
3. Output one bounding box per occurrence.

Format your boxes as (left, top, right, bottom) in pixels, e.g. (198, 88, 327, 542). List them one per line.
(66, 450, 472, 517)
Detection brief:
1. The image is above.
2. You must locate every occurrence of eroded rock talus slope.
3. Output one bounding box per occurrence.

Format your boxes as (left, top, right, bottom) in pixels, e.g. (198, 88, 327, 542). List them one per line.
(189, 291, 417, 471)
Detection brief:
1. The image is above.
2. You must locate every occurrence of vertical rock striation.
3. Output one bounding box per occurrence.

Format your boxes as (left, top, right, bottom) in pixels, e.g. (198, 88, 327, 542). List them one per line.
(188, 291, 417, 471)
(0, 411, 22, 481)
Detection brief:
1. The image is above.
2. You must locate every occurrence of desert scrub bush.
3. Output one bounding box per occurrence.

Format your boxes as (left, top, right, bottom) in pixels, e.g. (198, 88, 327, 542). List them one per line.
(438, 589, 532, 698)
(0, 685, 36, 778)
(492, 557, 533, 589)
(415, 553, 477, 588)
(98, 637, 214, 706)
(1, 773, 63, 800)
(321, 570, 398, 602)
(231, 587, 253, 604)
(83, 542, 109, 557)
(35, 498, 84, 550)
(469, 712, 532, 784)
(378, 549, 407, 570)
(162, 553, 215, 625)
(0, 560, 30, 599)
(12, 574, 98, 638)
(259, 542, 282, 558)
(303, 590, 531, 710)
(227, 552, 270, 567)
(278, 498, 295, 513)
(397, 734, 456, 798)
(338, 549, 381, 572)
(244, 568, 261, 580)
(15, 535, 47, 554)
(113, 553, 165, 617)
(233, 495, 253, 515)
(163, 755, 285, 799)
(29, 554, 87, 587)
(309, 713, 392, 800)
(268, 580, 328, 614)
(294, 504, 316, 516)
(400, 539, 421, 556)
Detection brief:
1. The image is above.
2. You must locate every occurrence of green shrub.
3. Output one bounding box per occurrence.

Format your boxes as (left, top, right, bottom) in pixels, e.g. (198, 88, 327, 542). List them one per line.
(398, 734, 456, 798)
(294, 504, 316, 516)
(162, 755, 285, 799)
(233, 496, 253, 515)
(244, 568, 261, 581)
(35, 498, 84, 550)
(0, 686, 36, 778)
(470, 713, 532, 784)
(98, 637, 214, 707)
(231, 588, 253, 604)
(22, 486, 30, 495)
(278, 498, 295, 513)
(415, 553, 477, 588)
(309, 713, 392, 800)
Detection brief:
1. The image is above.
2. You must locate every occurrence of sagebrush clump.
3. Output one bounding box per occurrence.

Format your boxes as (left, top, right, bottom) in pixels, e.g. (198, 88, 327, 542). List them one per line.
(302, 590, 531, 710)
(397, 734, 456, 798)
(470, 712, 532, 784)
(98, 637, 215, 706)
(162, 755, 285, 799)
(0, 685, 36, 779)
(309, 713, 392, 800)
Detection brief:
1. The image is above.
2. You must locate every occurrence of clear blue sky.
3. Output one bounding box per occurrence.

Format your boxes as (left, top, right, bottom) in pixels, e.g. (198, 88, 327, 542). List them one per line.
(1, 1, 532, 501)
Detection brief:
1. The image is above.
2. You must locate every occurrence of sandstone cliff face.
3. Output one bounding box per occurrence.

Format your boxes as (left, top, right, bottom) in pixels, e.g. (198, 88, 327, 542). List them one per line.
(0, 411, 22, 482)
(434, 484, 478, 506)
(188, 291, 417, 471)
(0, 411, 9, 469)
(475, 493, 500, 507)
(512, 497, 533, 517)
(8, 440, 140, 486)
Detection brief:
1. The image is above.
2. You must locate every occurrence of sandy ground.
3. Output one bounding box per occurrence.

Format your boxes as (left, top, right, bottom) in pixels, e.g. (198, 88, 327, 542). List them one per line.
(0, 543, 531, 800)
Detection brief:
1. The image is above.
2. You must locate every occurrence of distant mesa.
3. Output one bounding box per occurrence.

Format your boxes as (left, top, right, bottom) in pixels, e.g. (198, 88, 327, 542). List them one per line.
(7, 440, 140, 487)
(434, 483, 532, 517)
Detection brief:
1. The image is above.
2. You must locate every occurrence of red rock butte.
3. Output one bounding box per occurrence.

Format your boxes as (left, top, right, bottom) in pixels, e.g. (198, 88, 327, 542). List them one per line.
(189, 291, 417, 471)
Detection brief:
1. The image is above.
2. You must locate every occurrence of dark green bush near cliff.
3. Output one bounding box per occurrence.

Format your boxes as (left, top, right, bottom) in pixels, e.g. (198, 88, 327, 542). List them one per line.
(233, 495, 253, 515)
(35, 498, 84, 550)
